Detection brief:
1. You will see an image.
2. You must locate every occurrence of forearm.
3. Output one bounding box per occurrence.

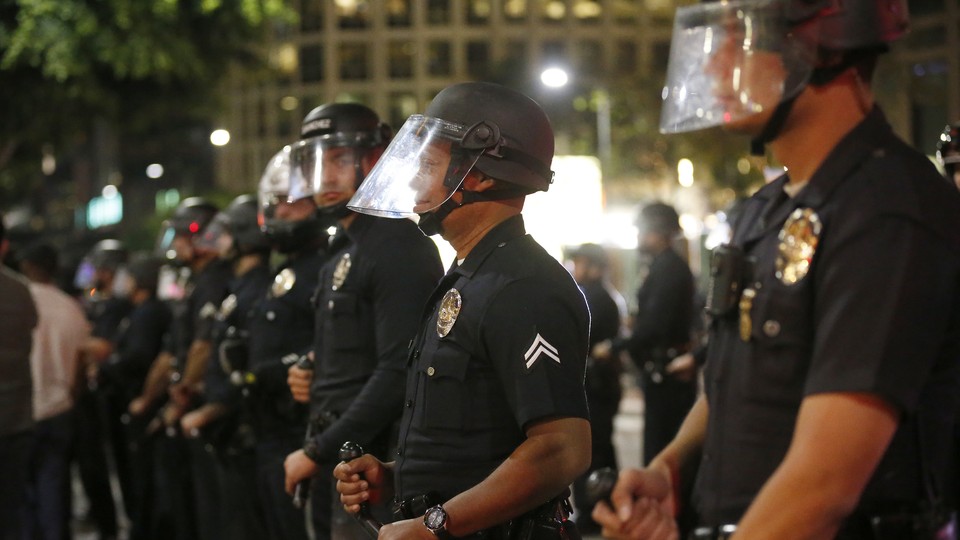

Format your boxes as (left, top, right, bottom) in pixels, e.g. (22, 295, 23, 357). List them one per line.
(648, 394, 708, 514)
(139, 352, 173, 404)
(443, 417, 591, 537)
(180, 340, 212, 389)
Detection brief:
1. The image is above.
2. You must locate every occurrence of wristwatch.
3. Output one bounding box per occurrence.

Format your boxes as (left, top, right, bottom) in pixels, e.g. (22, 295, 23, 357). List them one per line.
(423, 505, 452, 539)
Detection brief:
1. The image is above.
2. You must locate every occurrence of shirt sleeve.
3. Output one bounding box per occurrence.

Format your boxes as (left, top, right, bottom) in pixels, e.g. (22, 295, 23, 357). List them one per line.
(481, 275, 590, 429)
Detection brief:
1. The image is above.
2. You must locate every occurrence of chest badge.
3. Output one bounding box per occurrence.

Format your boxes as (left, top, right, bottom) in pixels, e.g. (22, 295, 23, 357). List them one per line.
(199, 301, 218, 320)
(436, 288, 462, 337)
(331, 253, 352, 291)
(218, 294, 237, 320)
(776, 207, 821, 285)
(271, 268, 296, 297)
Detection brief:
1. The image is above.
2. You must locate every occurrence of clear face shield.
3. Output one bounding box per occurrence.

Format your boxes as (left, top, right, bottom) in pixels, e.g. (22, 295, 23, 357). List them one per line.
(289, 137, 362, 209)
(257, 146, 318, 227)
(659, 0, 817, 134)
(192, 213, 235, 259)
(347, 115, 486, 219)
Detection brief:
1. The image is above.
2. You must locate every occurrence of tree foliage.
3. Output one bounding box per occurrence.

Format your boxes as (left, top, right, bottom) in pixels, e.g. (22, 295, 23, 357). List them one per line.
(0, 0, 294, 203)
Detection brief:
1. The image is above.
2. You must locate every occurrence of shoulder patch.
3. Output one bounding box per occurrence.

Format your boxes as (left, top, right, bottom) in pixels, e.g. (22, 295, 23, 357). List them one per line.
(524, 333, 560, 369)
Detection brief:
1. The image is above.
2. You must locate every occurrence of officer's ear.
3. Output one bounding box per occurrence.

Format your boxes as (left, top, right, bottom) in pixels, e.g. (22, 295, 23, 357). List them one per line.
(462, 171, 498, 192)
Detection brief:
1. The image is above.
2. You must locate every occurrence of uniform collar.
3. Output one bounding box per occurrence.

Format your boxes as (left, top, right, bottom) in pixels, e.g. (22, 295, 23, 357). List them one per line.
(342, 212, 375, 243)
(451, 214, 526, 279)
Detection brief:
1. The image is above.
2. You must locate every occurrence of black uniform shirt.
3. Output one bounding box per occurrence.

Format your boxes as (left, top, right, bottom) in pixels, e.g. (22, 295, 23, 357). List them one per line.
(307, 214, 442, 462)
(247, 248, 326, 439)
(626, 248, 694, 363)
(101, 297, 172, 402)
(695, 107, 960, 525)
(206, 263, 273, 406)
(394, 215, 590, 502)
(87, 296, 132, 340)
(168, 259, 233, 360)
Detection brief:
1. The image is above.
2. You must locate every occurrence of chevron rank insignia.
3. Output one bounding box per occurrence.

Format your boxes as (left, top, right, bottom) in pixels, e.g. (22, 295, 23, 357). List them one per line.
(524, 333, 560, 370)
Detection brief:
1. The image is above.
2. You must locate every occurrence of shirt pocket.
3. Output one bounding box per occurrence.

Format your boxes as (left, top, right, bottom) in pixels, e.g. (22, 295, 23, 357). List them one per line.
(326, 291, 363, 350)
(417, 343, 470, 431)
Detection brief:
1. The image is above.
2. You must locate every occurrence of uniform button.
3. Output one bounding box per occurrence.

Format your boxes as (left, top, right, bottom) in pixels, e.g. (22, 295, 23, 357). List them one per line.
(396, 448, 403, 456)
(405, 400, 413, 408)
(426, 367, 435, 376)
(763, 320, 781, 337)
(497, 242, 506, 248)
(328, 300, 334, 309)
(266, 311, 276, 321)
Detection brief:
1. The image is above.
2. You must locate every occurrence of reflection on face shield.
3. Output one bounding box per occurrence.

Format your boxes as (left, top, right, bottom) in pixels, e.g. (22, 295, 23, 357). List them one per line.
(659, 0, 814, 134)
(411, 140, 454, 215)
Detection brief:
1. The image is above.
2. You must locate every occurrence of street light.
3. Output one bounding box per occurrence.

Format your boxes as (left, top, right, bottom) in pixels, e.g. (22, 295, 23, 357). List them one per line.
(539, 67, 612, 175)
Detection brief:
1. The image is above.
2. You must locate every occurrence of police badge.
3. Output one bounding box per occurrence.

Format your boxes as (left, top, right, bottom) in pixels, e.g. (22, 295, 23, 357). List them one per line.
(271, 268, 296, 297)
(776, 207, 821, 285)
(332, 253, 352, 291)
(437, 289, 462, 337)
(218, 294, 238, 321)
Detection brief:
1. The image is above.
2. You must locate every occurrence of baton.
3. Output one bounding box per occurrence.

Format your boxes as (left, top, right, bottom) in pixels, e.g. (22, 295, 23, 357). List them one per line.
(339, 441, 382, 539)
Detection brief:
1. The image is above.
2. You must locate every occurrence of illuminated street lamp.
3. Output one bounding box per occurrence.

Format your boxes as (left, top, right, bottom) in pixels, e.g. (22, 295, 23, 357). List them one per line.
(539, 67, 612, 175)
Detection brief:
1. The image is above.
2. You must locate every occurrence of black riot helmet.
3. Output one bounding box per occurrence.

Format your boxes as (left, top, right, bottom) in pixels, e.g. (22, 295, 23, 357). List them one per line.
(126, 256, 164, 296)
(257, 146, 326, 253)
(936, 122, 960, 184)
(638, 202, 681, 237)
(292, 102, 392, 226)
(195, 194, 271, 259)
(156, 197, 219, 263)
(660, 0, 909, 150)
(347, 82, 555, 236)
(88, 239, 128, 271)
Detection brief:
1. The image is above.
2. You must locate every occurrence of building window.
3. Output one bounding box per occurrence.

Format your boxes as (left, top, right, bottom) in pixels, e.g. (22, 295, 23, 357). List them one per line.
(572, 0, 601, 23)
(300, 44, 324, 82)
(612, 0, 639, 23)
(467, 42, 491, 78)
(386, 0, 412, 27)
(389, 92, 419, 130)
(541, 40, 566, 65)
(427, 0, 451, 25)
(504, 0, 527, 22)
(616, 40, 637, 74)
(428, 41, 452, 77)
(651, 40, 670, 73)
(576, 40, 603, 76)
(339, 43, 369, 80)
(337, 0, 369, 29)
(540, 0, 566, 24)
(388, 41, 415, 79)
(301, 1, 323, 32)
(467, 0, 492, 25)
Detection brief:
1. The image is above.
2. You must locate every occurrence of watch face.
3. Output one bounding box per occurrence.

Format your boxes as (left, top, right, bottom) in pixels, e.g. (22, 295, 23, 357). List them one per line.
(425, 507, 446, 530)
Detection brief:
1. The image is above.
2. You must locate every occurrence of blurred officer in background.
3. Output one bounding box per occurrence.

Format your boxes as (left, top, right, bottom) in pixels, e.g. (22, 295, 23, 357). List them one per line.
(567, 243, 627, 534)
(282, 103, 443, 540)
(130, 196, 230, 540)
(937, 121, 960, 190)
(73, 239, 132, 540)
(97, 256, 171, 540)
(593, 1, 960, 539)
(249, 147, 329, 540)
(335, 81, 591, 540)
(0, 215, 37, 540)
(179, 194, 273, 540)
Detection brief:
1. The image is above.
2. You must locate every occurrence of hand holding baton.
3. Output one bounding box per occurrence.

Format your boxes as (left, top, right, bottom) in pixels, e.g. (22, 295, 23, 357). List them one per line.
(339, 441, 382, 539)
(292, 354, 315, 509)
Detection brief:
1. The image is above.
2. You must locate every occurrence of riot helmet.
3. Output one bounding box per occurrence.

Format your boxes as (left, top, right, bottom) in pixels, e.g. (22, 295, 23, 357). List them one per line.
(156, 197, 219, 264)
(257, 146, 324, 253)
(936, 122, 960, 188)
(348, 82, 555, 236)
(126, 256, 164, 297)
(291, 103, 391, 227)
(659, 0, 908, 141)
(74, 239, 129, 291)
(195, 194, 271, 259)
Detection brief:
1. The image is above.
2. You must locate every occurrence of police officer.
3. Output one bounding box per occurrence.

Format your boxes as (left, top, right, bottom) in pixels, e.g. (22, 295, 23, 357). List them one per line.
(567, 243, 626, 534)
(97, 256, 172, 540)
(937, 122, 960, 190)
(129, 196, 231, 540)
(281, 103, 443, 540)
(179, 194, 273, 540)
(593, 1, 960, 539)
(249, 147, 328, 540)
(598, 203, 696, 465)
(334, 82, 592, 540)
(74, 239, 132, 540)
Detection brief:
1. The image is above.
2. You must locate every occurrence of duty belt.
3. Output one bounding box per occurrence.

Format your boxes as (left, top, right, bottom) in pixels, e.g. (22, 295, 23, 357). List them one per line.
(691, 511, 957, 540)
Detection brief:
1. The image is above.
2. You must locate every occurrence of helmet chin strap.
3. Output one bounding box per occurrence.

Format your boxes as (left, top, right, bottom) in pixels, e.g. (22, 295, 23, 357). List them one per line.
(416, 187, 527, 236)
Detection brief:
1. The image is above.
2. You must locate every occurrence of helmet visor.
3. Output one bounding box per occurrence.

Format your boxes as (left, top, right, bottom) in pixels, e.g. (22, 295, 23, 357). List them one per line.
(290, 137, 361, 209)
(659, 0, 816, 134)
(347, 115, 484, 219)
(192, 213, 234, 257)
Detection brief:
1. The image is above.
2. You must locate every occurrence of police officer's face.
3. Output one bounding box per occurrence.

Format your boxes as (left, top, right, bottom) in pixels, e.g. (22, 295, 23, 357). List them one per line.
(216, 233, 235, 259)
(172, 234, 195, 263)
(411, 141, 454, 214)
(705, 21, 788, 136)
(316, 147, 359, 208)
(274, 197, 317, 223)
